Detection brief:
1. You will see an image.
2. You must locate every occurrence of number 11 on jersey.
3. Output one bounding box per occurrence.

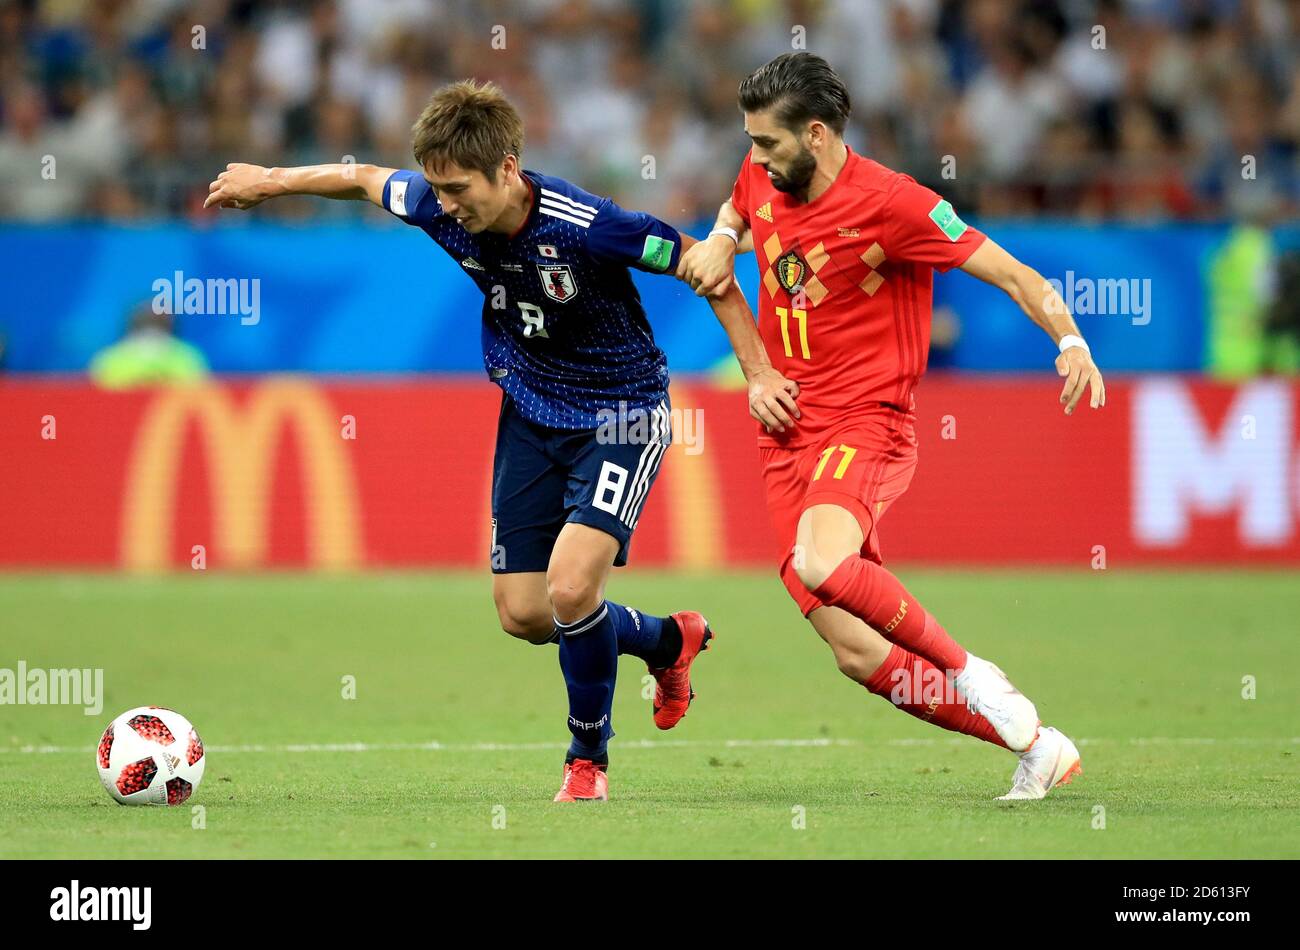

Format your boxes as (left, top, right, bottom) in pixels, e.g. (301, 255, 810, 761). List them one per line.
(813, 444, 857, 480)
(775, 306, 810, 360)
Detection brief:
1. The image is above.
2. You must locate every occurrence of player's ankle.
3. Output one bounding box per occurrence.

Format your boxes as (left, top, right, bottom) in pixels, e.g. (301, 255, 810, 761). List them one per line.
(644, 617, 682, 668)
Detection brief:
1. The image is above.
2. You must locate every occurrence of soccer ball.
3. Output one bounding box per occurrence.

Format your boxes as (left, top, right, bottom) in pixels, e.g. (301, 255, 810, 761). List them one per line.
(96, 706, 206, 806)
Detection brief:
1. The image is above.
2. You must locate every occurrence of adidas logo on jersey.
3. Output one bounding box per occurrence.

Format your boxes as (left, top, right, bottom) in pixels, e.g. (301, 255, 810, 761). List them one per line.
(756, 202, 773, 223)
(461, 257, 485, 271)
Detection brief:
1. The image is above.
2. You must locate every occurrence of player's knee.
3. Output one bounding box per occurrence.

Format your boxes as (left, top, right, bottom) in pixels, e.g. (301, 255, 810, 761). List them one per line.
(794, 561, 827, 593)
(493, 593, 553, 643)
(832, 647, 877, 683)
(546, 571, 601, 624)
(498, 611, 553, 643)
(792, 546, 839, 593)
(500, 613, 554, 643)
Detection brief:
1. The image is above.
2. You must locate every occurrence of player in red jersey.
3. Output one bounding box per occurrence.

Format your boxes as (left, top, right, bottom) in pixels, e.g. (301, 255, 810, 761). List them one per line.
(679, 53, 1105, 799)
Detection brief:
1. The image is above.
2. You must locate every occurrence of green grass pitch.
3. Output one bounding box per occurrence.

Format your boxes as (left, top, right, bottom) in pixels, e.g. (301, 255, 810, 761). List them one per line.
(1, 570, 1296, 859)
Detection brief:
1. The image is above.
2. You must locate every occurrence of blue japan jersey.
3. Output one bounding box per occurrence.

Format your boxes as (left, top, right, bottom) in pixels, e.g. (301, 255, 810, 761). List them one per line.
(382, 168, 682, 430)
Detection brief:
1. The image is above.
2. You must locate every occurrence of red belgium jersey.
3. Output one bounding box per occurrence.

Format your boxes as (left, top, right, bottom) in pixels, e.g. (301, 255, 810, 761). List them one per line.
(729, 145, 987, 447)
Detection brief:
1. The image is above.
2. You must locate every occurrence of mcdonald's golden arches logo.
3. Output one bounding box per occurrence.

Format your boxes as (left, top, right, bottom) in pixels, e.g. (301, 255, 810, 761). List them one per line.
(120, 379, 362, 571)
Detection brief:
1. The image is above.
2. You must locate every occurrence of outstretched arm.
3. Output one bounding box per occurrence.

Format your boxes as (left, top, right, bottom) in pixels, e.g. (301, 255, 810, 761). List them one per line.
(960, 238, 1106, 415)
(204, 162, 397, 211)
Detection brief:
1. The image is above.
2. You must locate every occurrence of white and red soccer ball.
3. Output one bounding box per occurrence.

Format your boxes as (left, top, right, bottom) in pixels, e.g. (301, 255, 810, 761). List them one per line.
(96, 706, 205, 806)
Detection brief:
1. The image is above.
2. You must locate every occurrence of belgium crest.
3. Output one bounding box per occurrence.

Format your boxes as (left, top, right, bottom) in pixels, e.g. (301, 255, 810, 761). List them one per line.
(776, 250, 805, 292)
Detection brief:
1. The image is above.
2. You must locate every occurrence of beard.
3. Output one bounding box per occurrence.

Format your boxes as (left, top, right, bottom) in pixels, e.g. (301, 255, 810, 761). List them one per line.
(767, 146, 818, 194)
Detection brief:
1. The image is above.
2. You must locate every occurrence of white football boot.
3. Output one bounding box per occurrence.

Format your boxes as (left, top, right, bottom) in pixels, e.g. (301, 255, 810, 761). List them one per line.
(997, 726, 1082, 800)
(951, 653, 1040, 752)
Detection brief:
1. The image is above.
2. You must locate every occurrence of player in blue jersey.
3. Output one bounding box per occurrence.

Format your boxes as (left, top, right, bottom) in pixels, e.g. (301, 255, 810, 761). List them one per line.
(205, 79, 800, 802)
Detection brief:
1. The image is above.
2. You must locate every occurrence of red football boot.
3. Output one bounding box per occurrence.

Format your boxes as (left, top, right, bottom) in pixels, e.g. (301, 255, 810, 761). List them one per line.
(553, 758, 609, 802)
(651, 611, 714, 730)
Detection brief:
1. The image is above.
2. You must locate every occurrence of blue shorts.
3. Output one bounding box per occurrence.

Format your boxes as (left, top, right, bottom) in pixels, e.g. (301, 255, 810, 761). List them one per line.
(490, 394, 672, 574)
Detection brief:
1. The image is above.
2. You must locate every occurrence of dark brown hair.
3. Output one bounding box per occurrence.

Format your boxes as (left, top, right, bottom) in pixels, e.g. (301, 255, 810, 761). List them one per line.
(738, 53, 851, 135)
(411, 79, 524, 180)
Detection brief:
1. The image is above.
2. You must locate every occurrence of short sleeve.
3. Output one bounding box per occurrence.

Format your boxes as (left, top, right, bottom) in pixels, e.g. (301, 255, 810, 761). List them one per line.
(382, 169, 442, 226)
(587, 198, 682, 274)
(728, 152, 752, 228)
(884, 175, 986, 272)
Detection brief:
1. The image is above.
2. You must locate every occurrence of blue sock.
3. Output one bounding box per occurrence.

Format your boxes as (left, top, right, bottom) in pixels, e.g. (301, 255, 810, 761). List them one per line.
(546, 602, 677, 664)
(606, 602, 682, 668)
(556, 603, 619, 762)
(606, 601, 661, 659)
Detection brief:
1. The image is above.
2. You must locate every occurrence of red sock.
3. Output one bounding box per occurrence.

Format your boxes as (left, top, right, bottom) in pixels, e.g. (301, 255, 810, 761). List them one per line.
(813, 556, 968, 674)
(862, 644, 1007, 748)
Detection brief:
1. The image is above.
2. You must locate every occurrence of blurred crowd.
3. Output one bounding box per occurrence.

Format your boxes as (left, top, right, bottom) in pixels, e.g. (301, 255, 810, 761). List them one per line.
(1, 0, 1299, 225)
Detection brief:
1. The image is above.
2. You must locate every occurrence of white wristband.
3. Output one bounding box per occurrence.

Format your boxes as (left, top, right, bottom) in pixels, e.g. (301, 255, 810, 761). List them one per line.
(709, 226, 739, 245)
(1058, 334, 1089, 354)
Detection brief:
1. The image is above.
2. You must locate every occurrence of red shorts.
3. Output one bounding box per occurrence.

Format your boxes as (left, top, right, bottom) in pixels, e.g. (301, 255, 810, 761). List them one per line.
(759, 411, 918, 616)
